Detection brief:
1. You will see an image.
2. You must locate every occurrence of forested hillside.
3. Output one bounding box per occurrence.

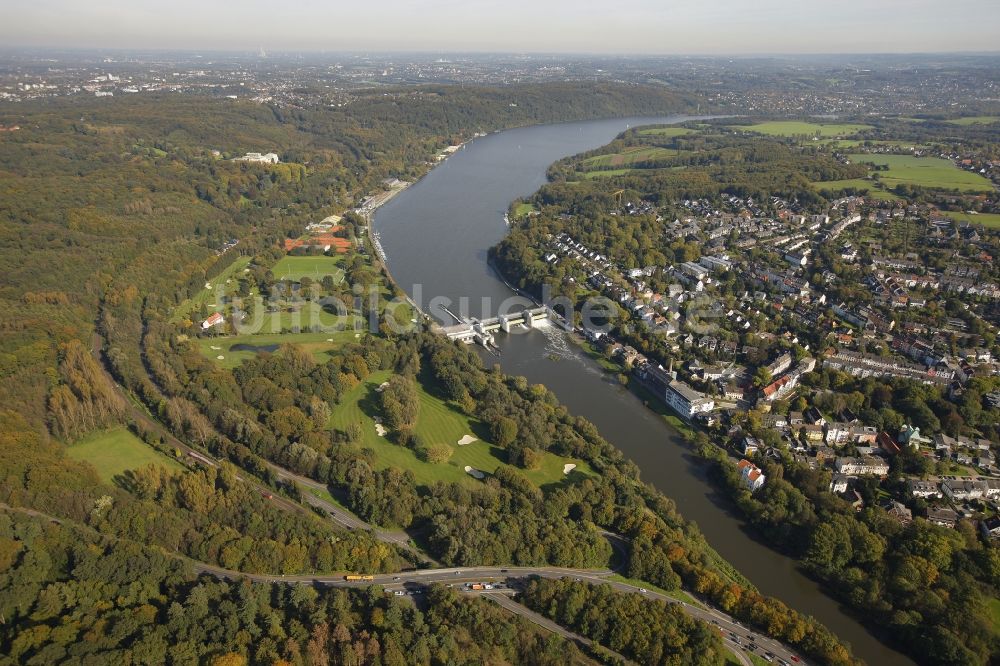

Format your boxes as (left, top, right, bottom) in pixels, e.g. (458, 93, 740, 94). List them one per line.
(0, 85, 740, 664)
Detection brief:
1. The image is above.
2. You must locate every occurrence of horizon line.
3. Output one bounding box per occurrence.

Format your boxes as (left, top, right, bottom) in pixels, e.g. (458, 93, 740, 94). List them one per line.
(3, 46, 1000, 59)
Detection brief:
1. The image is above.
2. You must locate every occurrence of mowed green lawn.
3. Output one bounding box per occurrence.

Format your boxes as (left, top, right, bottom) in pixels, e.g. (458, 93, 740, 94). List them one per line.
(68, 426, 183, 483)
(988, 597, 1000, 636)
(513, 202, 537, 217)
(171, 255, 252, 324)
(636, 126, 698, 137)
(581, 165, 688, 180)
(328, 370, 594, 489)
(812, 178, 901, 201)
(820, 139, 927, 150)
(251, 301, 361, 334)
(848, 154, 994, 192)
(272, 255, 345, 283)
(733, 121, 872, 137)
(581, 146, 683, 170)
(199, 329, 366, 369)
(947, 116, 1000, 126)
(940, 211, 1000, 229)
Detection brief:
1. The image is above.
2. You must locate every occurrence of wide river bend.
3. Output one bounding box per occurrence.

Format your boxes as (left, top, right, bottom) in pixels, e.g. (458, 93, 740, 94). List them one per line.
(375, 115, 912, 666)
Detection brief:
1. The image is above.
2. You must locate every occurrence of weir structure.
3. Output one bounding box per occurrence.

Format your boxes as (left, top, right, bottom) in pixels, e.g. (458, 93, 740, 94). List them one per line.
(439, 306, 554, 348)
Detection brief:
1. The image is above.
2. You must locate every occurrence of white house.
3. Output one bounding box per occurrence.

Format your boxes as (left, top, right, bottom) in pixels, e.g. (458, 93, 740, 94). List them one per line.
(201, 312, 225, 330)
(737, 459, 766, 492)
(907, 479, 941, 499)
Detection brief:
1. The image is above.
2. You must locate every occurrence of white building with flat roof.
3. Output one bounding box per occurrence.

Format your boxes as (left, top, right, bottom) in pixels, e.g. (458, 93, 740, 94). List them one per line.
(664, 379, 715, 419)
(234, 152, 279, 164)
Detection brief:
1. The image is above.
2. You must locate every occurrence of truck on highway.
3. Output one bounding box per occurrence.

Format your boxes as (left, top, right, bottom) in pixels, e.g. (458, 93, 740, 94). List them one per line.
(344, 574, 375, 582)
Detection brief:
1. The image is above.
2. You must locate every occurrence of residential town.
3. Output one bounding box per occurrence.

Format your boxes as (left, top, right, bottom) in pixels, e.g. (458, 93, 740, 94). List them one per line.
(536, 184, 1000, 538)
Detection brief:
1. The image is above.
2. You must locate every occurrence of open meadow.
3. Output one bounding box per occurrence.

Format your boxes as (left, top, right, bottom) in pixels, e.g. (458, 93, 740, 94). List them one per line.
(940, 211, 1000, 229)
(848, 154, 994, 192)
(68, 426, 183, 483)
(271, 254, 345, 283)
(198, 329, 366, 368)
(636, 126, 698, 137)
(328, 370, 594, 489)
(581, 145, 683, 170)
(811, 178, 901, 201)
(946, 116, 1000, 126)
(732, 121, 872, 138)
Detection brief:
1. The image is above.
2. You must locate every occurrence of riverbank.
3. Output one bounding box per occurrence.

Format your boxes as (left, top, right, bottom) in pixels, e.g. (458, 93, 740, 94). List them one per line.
(372, 114, 914, 666)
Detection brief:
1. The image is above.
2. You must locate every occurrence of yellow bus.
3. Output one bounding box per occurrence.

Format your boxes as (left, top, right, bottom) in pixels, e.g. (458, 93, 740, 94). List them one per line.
(344, 574, 375, 582)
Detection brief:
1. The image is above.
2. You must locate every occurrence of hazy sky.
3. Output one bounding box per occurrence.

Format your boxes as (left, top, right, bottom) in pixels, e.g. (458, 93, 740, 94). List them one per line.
(5, 0, 1000, 54)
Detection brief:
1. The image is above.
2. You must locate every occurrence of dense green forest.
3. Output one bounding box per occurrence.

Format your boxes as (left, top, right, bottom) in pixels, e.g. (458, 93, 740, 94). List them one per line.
(3, 86, 801, 664)
(521, 578, 726, 665)
(0, 509, 593, 665)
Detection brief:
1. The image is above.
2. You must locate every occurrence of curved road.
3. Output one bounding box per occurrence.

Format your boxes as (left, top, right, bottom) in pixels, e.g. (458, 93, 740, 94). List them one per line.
(85, 333, 806, 665)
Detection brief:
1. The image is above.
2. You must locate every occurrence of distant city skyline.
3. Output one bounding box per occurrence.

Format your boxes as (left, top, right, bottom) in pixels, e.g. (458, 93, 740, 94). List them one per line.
(4, 0, 1000, 55)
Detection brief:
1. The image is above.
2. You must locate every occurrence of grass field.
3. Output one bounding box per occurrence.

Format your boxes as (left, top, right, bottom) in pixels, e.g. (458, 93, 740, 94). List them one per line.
(271, 255, 345, 283)
(636, 127, 697, 138)
(199, 329, 365, 368)
(328, 370, 594, 489)
(171, 255, 252, 323)
(940, 211, 1000, 229)
(988, 597, 1000, 636)
(848, 154, 994, 192)
(946, 116, 1000, 126)
(68, 426, 183, 483)
(819, 139, 928, 150)
(581, 167, 666, 179)
(513, 202, 537, 217)
(250, 300, 362, 334)
(581, 146, 683, 170)
(732, 121, 872, 138)
(812, 178, 901, 201)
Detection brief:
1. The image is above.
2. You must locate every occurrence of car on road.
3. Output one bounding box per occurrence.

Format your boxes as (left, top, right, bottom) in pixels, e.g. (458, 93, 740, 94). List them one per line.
(749, 643, 758, 651)
(393, 576, 400, 581)
(500, 569, 508, 573)
(790, 657, 800, 663)
(639, 588, 648, 593)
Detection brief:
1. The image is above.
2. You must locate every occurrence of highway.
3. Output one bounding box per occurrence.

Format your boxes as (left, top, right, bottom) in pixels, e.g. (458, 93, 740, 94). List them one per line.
(483, 592, 636, 665)
(86, 331, 808, 666)
(188, 558, 805, 665)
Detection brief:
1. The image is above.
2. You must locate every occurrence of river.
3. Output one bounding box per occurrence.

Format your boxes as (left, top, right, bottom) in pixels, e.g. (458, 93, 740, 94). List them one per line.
(374, 115, 913, 666)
